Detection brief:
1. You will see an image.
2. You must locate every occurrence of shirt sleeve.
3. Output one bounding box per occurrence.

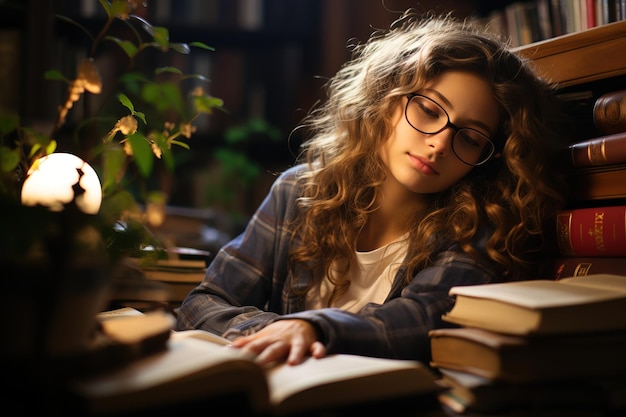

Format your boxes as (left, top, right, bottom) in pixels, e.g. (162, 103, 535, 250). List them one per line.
(174, 166, 303, 338)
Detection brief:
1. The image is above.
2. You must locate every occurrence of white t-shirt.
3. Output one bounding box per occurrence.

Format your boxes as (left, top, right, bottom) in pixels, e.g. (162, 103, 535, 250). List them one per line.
(306, 234, 409, 312)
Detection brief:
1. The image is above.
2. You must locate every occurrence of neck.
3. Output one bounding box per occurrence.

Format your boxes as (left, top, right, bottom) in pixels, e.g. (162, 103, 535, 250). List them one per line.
(357, 182, 430, 252)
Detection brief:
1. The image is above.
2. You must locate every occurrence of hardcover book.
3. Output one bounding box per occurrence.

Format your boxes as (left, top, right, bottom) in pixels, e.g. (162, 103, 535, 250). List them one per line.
(436, 366, 626, 413)
(441, 274, 626, 335)
(568, 131, 626, 168)
(593, 89, 626, 135)
(538, 256, 626, 279)
(554, 205, 626, 256)
(429, 326, 626, 382)
(569, 164, 626, 201)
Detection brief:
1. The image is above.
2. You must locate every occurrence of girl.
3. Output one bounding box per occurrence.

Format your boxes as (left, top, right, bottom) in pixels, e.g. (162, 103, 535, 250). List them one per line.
(175, 11, 568, 366)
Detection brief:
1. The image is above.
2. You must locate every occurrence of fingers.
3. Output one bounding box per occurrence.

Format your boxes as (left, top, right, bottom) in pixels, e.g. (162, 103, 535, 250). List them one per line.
(227, 319, 326, 366)
(310, 341, 327, 359)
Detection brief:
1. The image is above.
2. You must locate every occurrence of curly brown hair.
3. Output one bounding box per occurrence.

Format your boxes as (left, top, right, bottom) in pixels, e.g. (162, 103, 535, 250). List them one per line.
(289, 11, 569, 304)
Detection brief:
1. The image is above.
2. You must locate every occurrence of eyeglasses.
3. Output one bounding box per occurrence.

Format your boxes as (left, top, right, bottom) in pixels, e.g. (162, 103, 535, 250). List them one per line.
(404, 93, 496, 166)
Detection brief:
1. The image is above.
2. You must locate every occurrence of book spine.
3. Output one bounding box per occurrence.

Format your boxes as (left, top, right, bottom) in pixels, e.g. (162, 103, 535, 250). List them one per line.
(570, 164, 626, 200)
(593, 89, 626, 135)
(555, 205, 626, 256)
(538, 256, 626, 279)
(569, 131, 626, 167)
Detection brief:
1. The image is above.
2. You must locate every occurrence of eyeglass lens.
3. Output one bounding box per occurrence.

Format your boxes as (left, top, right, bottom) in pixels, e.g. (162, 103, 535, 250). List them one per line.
(405, 95, 494, 165)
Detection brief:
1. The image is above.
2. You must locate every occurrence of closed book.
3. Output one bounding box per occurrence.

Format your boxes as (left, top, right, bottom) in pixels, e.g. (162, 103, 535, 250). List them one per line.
(441, 274, 626, 335)
(429, 326, 626, 382)
(436, 367, 621, 413)
(593, 89, 626, 135)
(569, 164, 626, 201)
(554, 205, 626, 256)
(538, 256, 626, 279)
(568, 131, 626, 168)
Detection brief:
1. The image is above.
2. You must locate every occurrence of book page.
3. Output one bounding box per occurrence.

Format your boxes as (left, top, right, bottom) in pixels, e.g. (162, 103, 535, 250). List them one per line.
(170, 328, 230, 346)
(559, 274, 626, 293)
(71, 336, 267, 414)
(266, 354, 440, 414)
(448, 279, 626, 309)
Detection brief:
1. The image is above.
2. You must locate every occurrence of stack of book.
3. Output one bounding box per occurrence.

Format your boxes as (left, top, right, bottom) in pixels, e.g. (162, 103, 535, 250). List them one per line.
(429, 274, 626, 414)
(537, 88, 626, 280)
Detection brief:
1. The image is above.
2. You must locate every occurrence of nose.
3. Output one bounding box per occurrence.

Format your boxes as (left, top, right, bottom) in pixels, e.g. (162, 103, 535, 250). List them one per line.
(425, 126, 454, 156)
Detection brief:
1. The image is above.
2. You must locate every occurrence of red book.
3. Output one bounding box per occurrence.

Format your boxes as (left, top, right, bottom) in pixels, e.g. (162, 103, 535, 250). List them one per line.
(555, 205, 626, 257)
(538, 256, 626, 279)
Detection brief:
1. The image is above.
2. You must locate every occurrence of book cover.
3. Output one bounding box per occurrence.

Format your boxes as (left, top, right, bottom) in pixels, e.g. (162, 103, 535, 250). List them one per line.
(429, 326, 626, 382)
(538, 256, 626, 279)
(554, 205, 626, 256)
(568, 131, 626, 168)
(569, 164, 626, 201)
(441, 274, 626, 335)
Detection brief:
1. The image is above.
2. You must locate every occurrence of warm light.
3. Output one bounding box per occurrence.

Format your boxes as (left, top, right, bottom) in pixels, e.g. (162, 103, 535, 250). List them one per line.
(21, 153, 102, 214)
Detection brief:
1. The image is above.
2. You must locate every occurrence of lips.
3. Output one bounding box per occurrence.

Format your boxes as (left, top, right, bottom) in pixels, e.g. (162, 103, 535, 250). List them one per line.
(409, 154, 440, 175)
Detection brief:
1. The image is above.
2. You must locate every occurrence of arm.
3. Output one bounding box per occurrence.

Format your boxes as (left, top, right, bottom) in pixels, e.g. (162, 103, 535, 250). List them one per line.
(174, 166, 304, 337)
(280, 249, 497, 363)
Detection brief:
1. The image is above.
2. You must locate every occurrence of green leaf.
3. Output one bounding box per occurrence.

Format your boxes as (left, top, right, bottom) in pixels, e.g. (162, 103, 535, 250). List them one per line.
(141, 83, 161, 105)
(169, 43, 191, 54)
(155, 66, 183, 76)
(152, 27, 170, 50)
(105, 36, 138, 58)
(0, 146, 20, 172)
(160, 83, 186, 115)
(170, 140, 190, 150)
(99, 0, 113, 17)
(190, 41, 215, 51)
(109, 0, 129, 18)
(0, 112, 19, 135)
(142, 82, 185, 115)
(194, 95, 224, 114)
(185, 73, 210, 82)
(102, 145, 127, 193)
(127, 133, 154, 178)
(44, 69, 69, 82)
(134, 111, 147, 125)
(118, 93, 135, 112)
(160, 142, 175, 171)
(99, 188, 139, 226)
(45, 140, 57, 154)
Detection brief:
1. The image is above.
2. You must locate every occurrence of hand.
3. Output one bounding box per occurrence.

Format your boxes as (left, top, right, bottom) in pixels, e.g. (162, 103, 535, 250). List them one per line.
(229, 319, 326, 366)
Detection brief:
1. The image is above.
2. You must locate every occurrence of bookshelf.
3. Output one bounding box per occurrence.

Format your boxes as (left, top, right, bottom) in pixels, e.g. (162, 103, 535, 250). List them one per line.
(515, 19, 626, 204)
(514, 19, 626, 86)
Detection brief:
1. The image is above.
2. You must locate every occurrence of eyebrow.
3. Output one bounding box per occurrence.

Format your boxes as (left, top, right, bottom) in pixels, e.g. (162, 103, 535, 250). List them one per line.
(421, 88, 494, 136)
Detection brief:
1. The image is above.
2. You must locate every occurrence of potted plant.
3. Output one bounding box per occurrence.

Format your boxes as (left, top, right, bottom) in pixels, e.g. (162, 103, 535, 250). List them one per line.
(0, 0, 222, 363)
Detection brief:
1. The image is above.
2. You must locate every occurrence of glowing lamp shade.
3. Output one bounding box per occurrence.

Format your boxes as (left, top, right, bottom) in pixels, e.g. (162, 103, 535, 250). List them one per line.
(21, 153, 102, 214)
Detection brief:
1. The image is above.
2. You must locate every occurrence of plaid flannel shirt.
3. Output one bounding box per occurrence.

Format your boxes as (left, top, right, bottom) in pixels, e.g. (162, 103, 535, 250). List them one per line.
(175, 164, 499, 362)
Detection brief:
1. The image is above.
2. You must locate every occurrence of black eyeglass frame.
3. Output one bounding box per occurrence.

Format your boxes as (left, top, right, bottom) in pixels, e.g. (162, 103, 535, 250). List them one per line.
(404, 93, 496, 166)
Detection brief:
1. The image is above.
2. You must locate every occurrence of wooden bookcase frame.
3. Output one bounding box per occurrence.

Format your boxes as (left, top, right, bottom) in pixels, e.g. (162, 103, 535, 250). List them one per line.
(515, 19, 626, 87)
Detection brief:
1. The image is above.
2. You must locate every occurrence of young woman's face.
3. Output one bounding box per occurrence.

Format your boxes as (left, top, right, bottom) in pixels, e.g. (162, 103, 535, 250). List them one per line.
(379, 71, 499, 195)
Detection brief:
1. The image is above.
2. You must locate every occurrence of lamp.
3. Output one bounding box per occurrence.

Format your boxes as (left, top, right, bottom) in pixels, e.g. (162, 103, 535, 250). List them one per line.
(21, 152, 102, 214)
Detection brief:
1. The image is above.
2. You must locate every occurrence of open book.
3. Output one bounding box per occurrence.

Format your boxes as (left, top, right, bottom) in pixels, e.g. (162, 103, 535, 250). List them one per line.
(442, 274, 626, 335)
(70, 312, 442, 416)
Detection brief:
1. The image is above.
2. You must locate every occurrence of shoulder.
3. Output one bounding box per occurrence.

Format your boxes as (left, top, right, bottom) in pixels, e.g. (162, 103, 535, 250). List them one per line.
(269, 163, 309, 195)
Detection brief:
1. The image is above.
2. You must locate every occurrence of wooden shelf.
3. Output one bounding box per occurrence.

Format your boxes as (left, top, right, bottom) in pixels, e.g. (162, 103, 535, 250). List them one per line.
(515, 19, 626, 87)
